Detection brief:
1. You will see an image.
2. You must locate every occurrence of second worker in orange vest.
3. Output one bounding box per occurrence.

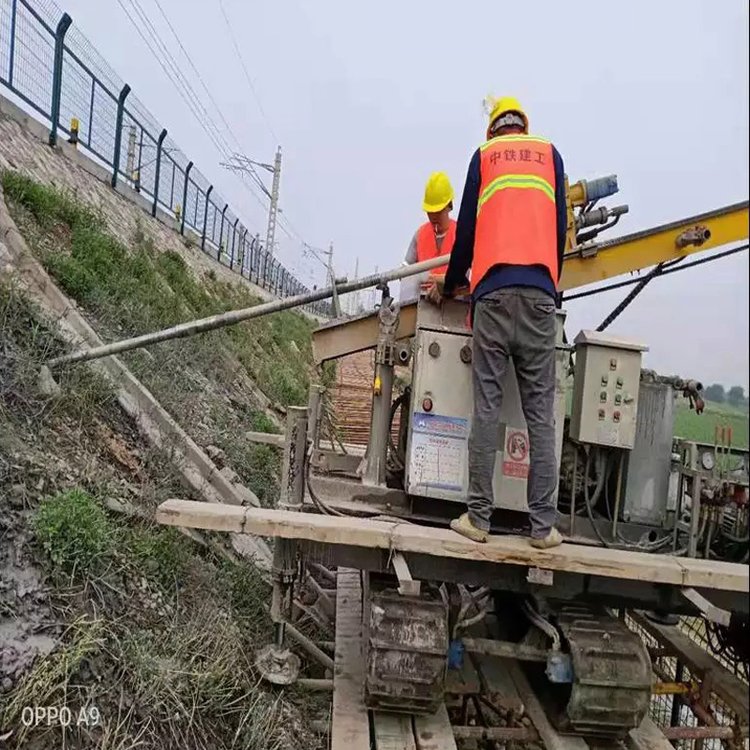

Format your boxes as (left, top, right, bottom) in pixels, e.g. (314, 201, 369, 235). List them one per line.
(439, 96, 567, 549)
(400, 172, 456, 302)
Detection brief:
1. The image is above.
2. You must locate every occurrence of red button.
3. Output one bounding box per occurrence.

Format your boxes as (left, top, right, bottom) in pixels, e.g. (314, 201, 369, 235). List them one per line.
(422, 398, 433, 412)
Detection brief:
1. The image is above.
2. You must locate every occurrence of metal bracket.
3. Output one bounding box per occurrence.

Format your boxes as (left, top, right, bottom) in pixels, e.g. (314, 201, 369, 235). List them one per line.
(391, 551, 420, 597)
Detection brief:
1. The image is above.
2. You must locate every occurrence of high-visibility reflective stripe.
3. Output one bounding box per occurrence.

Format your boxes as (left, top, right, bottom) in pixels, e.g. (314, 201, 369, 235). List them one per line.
(480, 134, 550, 151)
(477, 174, 555, 211)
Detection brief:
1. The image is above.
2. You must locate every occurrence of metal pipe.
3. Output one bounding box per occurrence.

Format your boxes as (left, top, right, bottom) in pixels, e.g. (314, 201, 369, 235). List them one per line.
(47, 254, 451, 368)
(662, 726, 746, 741)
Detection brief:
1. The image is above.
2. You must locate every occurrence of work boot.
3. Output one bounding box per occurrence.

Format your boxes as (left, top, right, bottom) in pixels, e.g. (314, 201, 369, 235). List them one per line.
(529, 528, 563, 549)
(450, 513, 488, 543)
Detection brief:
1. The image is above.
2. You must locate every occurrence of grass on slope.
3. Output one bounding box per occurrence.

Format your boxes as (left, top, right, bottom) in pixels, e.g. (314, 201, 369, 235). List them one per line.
(1, 170, 326, 506)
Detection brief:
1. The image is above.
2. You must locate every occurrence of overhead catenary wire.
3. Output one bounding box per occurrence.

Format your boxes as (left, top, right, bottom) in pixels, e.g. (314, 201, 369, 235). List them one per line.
(215, 0, 280, 145)
(119, 0, 273, 217)
(115, 0, 319, 279)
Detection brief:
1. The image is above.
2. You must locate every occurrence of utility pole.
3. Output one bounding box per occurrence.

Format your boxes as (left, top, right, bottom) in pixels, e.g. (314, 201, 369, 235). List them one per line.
(266, 146, 282, 256)
(221, 147, 282, 256)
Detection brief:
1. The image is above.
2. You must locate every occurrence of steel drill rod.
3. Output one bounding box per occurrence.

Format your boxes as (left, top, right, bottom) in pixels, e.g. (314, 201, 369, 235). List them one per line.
(47, 254, 451, 368)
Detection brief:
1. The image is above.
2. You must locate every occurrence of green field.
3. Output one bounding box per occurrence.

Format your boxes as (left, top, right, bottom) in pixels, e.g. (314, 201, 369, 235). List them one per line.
(674, 400, 748, 449)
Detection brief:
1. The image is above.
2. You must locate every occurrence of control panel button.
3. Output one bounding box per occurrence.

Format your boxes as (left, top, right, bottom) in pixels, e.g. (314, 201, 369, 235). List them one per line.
(614, 394, 622, 405)
(600, 391, 607, 402)
(598, 409, 605, 420)
(616, 376, 623, 389)
(613, 411, 621, 423)
(609, 358, 617, 370)
(601, 375, 608, 386)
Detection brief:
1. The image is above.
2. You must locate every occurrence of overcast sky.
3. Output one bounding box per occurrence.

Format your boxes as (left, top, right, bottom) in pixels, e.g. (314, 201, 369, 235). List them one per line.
(59, 0, 749, 388)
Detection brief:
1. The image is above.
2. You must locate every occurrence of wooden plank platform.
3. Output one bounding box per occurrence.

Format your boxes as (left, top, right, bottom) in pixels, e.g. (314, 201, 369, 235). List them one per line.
(413, 705, 458, 750)
(156, 499, 749, 593)
(332, 568, 369, 750)
(373, 713, 416, 750)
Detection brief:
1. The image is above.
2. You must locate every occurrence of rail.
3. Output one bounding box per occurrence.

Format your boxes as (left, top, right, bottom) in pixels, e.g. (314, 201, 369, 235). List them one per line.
(0, 0, 330, 316)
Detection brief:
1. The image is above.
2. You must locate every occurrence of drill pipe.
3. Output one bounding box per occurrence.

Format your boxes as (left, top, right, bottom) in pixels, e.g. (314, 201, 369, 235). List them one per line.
(47, 254, 450, 368)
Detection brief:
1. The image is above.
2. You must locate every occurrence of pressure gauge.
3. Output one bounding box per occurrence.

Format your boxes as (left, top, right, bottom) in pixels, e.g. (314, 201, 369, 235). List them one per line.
(701, 451, 715, 471)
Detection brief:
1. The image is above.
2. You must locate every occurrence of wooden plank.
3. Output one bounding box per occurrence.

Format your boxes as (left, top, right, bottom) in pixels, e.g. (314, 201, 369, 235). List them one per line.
(680, 587, 731, 626)
(245, 430, 285, 447)
(505, 661, 588, 750)
(391, 551, 420, 597)
(630, 611, 749, 720)
(156, 500, 750, 593)
(332, 568, 370, 750)
(628, 717, 675, 750)
(373, 712, 417, 750)
(312, 303, 418, 363)
(413, 704, 457, 750)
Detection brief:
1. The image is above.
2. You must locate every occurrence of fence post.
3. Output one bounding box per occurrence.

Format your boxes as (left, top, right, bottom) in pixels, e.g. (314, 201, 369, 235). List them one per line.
(201, 185, 213, 249)
(111, 83, 131, 188)
(253, 233, 261, 283)
(180, 161, 193, 235)
(218, 204, 228, 261)
(230, 218, 239, 269)
(48, 12, 72, 147)
(9, 0, 18, 86)
(152, 129, 168, 216)
(238, 229, 247, 275)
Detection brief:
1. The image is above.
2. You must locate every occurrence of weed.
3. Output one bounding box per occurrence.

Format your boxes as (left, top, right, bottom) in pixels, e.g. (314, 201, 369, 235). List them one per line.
(125, 524, 190, 587)
(33, 489, 114, 575)
(250, 409, 278, 434)
(1, 171, 101, 231)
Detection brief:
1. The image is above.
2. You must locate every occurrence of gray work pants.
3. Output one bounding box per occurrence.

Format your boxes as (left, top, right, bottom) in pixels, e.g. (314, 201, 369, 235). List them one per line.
(467, 286, 559, 538)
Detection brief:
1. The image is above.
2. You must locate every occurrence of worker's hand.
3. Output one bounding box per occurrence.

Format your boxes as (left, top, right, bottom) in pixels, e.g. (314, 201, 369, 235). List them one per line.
(426, 281, 444, 306)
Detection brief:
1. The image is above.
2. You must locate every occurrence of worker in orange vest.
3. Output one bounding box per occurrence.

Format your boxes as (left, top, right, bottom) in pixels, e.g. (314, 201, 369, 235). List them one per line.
(436, 97, 567, 549)
(399, 172, 457, 302)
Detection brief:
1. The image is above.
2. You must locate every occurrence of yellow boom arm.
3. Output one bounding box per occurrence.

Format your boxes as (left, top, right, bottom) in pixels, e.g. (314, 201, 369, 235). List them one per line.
(560, 201, 748, 291)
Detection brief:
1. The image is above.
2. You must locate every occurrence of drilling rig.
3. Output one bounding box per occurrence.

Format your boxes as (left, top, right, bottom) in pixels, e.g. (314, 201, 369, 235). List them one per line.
(69, 170, 748, 748)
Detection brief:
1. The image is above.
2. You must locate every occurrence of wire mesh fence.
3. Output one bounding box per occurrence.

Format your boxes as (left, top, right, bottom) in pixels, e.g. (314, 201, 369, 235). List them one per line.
(0, 0, 331, 316)
(626, 613, 749, 750)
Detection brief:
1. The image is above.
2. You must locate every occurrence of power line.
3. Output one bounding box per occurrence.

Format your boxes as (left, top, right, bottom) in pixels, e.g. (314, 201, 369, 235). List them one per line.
(116, 0, 270, 216)
(116, 0, 319, 279)
(215, 0, 280, 144)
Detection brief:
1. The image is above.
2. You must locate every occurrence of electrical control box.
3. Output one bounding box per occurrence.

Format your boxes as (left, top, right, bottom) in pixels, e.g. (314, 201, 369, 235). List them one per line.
(569, 330, 648, 449)
(404, 298, 568, 512)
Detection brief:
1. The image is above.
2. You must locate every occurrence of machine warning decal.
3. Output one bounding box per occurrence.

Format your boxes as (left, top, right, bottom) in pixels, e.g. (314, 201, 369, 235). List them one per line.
(502, 429, 530, 479)
(409, 412, 468, 491)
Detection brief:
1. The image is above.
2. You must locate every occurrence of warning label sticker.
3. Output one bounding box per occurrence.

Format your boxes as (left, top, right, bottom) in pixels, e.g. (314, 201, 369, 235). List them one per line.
(409, 412, 468, 491)
(502, 428, 530, 479)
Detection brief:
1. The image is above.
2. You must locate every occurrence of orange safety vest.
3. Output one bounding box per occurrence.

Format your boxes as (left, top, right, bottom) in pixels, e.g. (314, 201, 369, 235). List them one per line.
(472, 134, 558, 293)
(415, 219, 456, 282)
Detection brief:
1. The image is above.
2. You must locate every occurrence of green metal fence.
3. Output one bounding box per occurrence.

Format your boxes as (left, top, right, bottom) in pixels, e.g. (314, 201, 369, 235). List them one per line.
(0, 0, 330, 316)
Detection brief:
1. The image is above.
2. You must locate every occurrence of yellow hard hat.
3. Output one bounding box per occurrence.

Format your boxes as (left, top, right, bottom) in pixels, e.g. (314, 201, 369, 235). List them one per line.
(422, 172, 454, 213)
(487, 95, 529, 136)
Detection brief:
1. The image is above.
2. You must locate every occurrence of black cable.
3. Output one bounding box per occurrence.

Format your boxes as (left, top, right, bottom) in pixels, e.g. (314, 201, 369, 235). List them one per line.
(596, 257, 685, 332)
(566, 244, 748, 302)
